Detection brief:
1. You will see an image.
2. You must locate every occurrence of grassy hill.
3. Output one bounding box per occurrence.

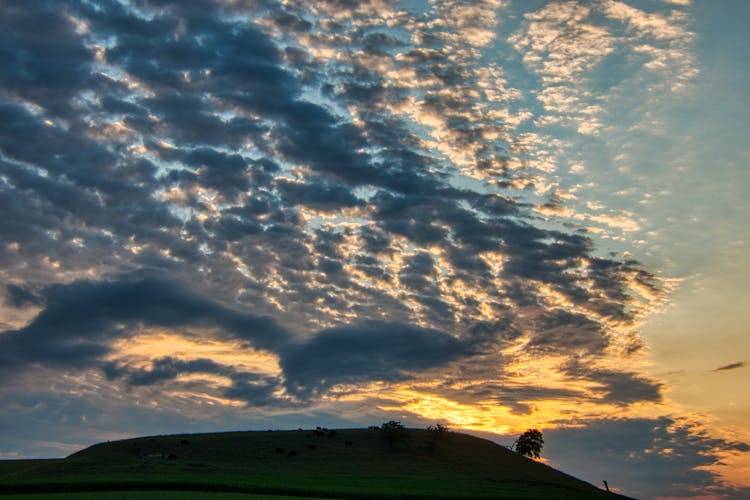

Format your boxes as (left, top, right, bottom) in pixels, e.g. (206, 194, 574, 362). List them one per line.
(0, 428, 631, 499)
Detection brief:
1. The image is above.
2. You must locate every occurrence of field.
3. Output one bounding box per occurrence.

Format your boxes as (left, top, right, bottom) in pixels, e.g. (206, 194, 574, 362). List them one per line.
(0, 493, 327, 499)
(0, 428, 629, 499)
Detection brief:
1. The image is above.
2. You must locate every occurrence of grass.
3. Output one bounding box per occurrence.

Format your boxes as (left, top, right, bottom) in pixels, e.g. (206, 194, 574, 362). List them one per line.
(0, 429, 630, 499)
(0, 493, 332, 499)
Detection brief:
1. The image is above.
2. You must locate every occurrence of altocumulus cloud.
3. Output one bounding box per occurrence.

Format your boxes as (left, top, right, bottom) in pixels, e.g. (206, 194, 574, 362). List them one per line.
(0, 0, 746, 498)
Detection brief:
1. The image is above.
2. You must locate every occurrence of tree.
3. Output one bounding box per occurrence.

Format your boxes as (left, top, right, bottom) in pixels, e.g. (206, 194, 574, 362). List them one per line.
(380, 420, 407, 448)
(426, 423, 449, 450)
(513, 429, 544, 459)
(427, 423, 449, 435)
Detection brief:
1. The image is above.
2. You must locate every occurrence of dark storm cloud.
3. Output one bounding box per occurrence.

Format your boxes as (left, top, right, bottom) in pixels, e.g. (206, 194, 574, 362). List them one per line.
(280, 321, 478, 397)
(597, 372, 663, 405)
(713, 361, 745, 372)
(4, 284, 44, 309)
(544, 417, 750, 499)
(103, 355, 284, 407)
(223, 373, 286, 407)
(451, 383, 586, 416)
(562, 359, 662, 405)
(104, 356, 229, 386)
(1, 277, 483, 401)
(496, 387, 584, 415)
(0, 277, 288, 372)
(527, 310, 608, 354)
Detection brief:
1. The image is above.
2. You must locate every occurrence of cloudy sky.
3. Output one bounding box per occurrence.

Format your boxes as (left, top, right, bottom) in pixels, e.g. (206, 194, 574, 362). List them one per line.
(1, 0, 748, 498)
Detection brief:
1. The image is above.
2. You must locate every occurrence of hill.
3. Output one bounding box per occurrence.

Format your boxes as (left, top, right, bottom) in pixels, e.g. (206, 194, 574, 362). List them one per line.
(0, 428, 631, 499)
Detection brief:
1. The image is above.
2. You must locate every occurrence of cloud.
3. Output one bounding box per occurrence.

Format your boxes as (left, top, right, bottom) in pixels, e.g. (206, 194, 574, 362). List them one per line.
(477, 384, 587, 415)
(713, 361, 746, 372)
(4, 284, 44, 309)
(0, 0, 662, 351)
(544, 417, 750, 499)
(526, 309, 609, 355)
(561, 358, 663, 405)
(104, 356, 231, 387)
(280, 320, 477, 397)
(509, 0, 696, 136)
(0, 0, 672, 379)
(104, 355, 285, 407)
(1, 277, 483, 404)
(0, 0, 96, 120)
(276, 178, 363, 210)
(0, 277, 288, 372)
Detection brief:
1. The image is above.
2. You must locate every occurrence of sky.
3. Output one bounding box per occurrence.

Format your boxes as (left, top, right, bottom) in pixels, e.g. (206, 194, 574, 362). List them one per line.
(0, 0, 748, 498)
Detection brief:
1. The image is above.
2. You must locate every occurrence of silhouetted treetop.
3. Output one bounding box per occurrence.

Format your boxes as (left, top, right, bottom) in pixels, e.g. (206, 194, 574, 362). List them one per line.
(513, 429, 544, 459)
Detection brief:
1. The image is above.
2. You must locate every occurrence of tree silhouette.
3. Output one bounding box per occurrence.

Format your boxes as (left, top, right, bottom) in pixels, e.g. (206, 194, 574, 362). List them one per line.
(380, 420, 407, 448)
(513, 429, 544, 459)
(426, 423, 449, 450)
(427, 423, 449, 435)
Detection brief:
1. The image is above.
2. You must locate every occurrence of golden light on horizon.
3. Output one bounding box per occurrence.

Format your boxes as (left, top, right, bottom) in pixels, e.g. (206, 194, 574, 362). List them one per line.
(108, 330, 282, 376)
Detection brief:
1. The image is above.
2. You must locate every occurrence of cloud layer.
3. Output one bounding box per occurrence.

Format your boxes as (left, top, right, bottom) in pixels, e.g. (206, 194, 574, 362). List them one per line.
(1, 0, 667, 401)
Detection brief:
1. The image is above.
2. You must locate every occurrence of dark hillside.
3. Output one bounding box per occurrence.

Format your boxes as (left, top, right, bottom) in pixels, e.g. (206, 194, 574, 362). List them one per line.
(0, 428, 632, 499)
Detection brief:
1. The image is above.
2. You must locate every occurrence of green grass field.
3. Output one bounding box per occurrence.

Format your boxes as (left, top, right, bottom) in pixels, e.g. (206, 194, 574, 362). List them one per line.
(0, 493, 330, 499)
(0, 428, 629, 499)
